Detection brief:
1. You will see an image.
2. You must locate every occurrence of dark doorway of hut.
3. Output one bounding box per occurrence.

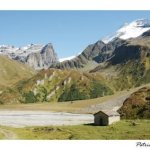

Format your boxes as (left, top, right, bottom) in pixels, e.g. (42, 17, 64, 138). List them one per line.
(100, 118, 104, 126)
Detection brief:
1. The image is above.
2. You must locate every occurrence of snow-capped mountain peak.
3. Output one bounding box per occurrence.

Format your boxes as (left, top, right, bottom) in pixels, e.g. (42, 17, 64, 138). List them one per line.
(0, 44, 44, 55)
(0, 43, 58, 70)
(102, 19, 150, 43)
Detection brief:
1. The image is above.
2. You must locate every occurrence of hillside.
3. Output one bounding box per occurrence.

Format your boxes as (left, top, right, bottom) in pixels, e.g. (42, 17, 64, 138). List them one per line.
(119, 86, 150, 119)
(90, 33, 150, 91)
(112, 35, 150, 90)
(0, 55, 35, 91)
(0, 69, 114, 104)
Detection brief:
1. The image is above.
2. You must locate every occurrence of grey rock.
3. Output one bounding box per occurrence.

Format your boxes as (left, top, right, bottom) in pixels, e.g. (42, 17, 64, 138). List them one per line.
(26, 43, 58, 70)
(0, 43, 58, 70)
(50, 38, 125, 70)
(50, 40, 106, 69)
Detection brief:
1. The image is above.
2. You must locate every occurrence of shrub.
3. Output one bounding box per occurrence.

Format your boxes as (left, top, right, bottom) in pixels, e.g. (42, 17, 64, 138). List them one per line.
(90, 82, 113, 98)
(36, 87, 48, 102)
(23, 91, 37, 103)
(58, 84, 89, 102)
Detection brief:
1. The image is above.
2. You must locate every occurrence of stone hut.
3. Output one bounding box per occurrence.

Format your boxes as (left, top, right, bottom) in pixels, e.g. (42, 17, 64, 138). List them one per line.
(94, 110, 120, 126)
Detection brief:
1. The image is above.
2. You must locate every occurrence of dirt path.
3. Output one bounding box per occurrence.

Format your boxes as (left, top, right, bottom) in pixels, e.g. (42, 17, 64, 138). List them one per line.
(0, 128, 18, 139)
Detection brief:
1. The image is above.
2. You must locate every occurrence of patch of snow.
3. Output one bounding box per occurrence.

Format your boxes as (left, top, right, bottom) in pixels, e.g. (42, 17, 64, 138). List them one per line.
(59, 55, 76, 62)
(59, 52, 81, 62)
(0, 44, 44, 59)
(102, 19, 150, 43)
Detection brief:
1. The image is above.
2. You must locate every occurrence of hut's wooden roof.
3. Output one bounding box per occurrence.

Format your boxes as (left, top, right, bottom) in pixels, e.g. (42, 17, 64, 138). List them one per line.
(94, 110, 120, 116)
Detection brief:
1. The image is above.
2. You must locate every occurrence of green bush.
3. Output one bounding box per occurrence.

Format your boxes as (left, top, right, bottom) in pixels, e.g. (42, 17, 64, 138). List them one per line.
(90, 82, 113, 98)
(36, 87, 47, 102)
(58, 84, 89, 102)
(58, 82, 113, 102)
(23, 91, 37, 103)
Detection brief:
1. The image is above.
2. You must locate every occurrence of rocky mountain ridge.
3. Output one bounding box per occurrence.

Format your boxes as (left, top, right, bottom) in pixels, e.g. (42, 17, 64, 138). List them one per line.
(0, 43, 58, 70)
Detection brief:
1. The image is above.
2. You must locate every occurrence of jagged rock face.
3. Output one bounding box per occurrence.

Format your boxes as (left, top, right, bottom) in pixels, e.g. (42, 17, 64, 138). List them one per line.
(26, 44, 58, 70)
(93, 38, 126, 63)
(82, 41, 105, 60)
(0, 43, 58, 70)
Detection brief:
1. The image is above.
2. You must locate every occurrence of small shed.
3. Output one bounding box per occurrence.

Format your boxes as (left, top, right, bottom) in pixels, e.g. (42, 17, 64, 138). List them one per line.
(94, 110, 120, 126)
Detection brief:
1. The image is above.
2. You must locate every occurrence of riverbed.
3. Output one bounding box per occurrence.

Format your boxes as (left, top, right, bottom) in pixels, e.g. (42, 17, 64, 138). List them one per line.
(0, 110, 93, 127)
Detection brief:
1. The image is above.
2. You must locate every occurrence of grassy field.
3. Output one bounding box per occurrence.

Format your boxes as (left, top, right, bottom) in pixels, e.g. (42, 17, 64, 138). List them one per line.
(0, 132, 4, 139)
(0, 120, 149, 140)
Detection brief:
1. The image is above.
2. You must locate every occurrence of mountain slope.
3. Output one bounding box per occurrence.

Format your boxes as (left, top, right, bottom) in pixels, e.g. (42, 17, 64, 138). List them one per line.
(90, 29, 150, 90)
(0, 69, 114, 104)
(0, 55, 35, 90)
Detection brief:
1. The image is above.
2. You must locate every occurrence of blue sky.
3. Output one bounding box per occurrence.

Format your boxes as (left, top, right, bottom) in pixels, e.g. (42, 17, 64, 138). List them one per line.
(0, 11, 149, 58)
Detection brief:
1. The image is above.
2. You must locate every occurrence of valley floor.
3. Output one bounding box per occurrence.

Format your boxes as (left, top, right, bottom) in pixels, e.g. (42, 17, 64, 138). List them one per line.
(0, 120, 149, 140)
(0, 84, 149, 139)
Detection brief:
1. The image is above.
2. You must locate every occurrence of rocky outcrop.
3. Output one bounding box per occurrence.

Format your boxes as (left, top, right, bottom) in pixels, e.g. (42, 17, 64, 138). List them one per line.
(26, 43, 58, 70)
